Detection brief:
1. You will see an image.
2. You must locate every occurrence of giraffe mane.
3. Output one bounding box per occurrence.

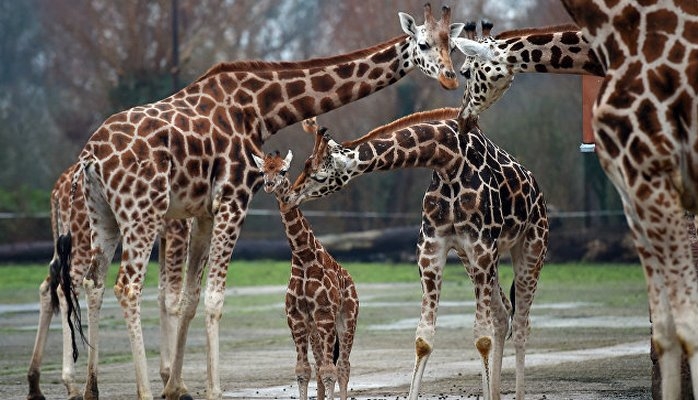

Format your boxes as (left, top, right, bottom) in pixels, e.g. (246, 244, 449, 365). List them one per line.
(495, 24, 580, 40)
(194, 34, 409, 83)
(343, 107, 460, 147)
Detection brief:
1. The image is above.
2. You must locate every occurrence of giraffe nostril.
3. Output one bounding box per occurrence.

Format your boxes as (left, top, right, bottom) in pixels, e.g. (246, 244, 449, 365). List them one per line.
(445, 70, 456, 79)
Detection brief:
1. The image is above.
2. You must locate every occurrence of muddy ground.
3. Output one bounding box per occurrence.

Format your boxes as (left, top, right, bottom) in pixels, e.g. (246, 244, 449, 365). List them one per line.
(1, 280, 653, 399)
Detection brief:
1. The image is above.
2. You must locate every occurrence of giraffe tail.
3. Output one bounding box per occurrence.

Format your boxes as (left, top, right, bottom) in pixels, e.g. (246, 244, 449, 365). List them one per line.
(57, 232, 86, 362)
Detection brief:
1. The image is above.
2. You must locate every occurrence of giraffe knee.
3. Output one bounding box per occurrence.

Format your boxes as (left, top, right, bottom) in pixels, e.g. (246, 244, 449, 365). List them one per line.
(415, 337, 432, 358)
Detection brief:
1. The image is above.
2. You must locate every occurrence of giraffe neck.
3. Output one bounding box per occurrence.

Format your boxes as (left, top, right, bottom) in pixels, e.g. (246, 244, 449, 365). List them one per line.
(274, 178, 316, 252)
(346, 118, 460, 176)
(495, 26, 603, 76)
(192, 34, 416, 143)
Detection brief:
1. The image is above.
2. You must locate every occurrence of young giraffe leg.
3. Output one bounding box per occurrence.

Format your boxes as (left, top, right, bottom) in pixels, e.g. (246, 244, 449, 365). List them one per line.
(316, 311, 339, 400)
(509, 238, 545, 400)
(407, 232, 448, 400)
(158, 218, 189, 388)
(336, 295, 358, 400)
(462, 246, 508, 400)
(309, 329, 334, 400)
(164, 216, 212, 400)
(287, 304, 311, 400)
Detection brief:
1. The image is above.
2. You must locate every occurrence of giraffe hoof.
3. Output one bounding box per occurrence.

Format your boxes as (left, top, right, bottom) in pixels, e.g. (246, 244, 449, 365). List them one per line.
(179, 394, 194, 400)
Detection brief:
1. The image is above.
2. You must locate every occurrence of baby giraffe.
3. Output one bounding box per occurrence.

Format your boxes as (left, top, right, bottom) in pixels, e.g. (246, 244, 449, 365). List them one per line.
(253, 150, 359, 400)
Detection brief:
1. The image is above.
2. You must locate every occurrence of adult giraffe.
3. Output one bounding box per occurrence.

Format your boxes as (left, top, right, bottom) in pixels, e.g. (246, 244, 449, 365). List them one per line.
(61, 5, 463, 400)
(558, 1, 698, 398)
(26, 163, 190, 400)
(452, 4, 698, 398)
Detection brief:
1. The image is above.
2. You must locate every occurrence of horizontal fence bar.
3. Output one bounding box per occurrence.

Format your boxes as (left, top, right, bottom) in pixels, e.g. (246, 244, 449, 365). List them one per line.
(0, 209, 628, 220)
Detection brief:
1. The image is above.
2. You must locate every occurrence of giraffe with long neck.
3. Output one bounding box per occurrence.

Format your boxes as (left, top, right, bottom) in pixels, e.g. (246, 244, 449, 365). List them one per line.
(26, 163, 190, 400)
(61, 5, 463, 400)
(288, 109, 549, 400)
(451, 20, 603, 130)
(557, 1, 698, 398)
(254, 149, 359, 400)
(450, 6, 698, 398)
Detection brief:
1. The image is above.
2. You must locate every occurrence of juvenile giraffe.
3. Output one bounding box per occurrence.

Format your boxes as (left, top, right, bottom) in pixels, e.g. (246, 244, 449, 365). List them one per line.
(254, 150, 358, 400)
(451, 5, 698, 398)
(288, 109, 549, 400)
(558, 1, 698, 398)
(60, 5, 463, 400)
(26, 163, 190, 400)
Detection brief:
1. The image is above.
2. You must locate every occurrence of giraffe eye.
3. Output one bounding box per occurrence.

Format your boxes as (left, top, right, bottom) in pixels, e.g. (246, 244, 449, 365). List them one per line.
(280, 170, 287, 176)
(461, 69, 472, 79)
(418, 42, 430, 51)
(311, 172, 328, 183)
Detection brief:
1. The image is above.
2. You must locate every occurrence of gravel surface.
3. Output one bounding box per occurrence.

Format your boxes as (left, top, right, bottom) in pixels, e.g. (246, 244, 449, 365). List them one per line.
(2, 282, 653, 399)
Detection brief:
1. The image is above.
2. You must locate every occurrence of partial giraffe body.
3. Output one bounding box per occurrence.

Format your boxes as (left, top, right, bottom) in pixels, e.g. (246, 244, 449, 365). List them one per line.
(452, 20, 603, 130)
(558, 1, 698, 399)
(454, 3, 698, 398)
(253, 150, 358, 400)
(60, 4, 462, 400)
(26, 164, 190, 400)
(288, 108, 549, 400)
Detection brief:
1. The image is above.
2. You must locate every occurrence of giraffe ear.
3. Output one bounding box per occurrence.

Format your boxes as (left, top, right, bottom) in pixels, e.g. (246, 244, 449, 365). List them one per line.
(453, 37, 491, 59)
(398, 12, 418, 37)
(282, 150, 293, 172)
(450, 23, 466, 41)
(252, 154, 265, 170)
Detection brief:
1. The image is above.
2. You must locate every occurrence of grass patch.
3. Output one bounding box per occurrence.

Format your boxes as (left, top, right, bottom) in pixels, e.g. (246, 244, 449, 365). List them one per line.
(0, 260, 646, 305)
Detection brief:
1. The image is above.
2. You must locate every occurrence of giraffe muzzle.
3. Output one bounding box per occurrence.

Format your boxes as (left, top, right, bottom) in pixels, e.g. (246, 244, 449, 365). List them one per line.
(438, 71, 459, 90)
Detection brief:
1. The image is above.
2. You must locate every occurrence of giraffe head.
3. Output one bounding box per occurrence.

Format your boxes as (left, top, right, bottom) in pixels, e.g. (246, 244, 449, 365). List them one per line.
(288, 127, 358, 206)
(399, 3, 465, 90)
(452, 20, 515, 131)
(252, 150, 294, 196)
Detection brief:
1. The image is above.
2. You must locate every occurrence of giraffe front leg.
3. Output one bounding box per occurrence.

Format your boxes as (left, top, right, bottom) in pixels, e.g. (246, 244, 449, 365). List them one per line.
(310, 332, 324, 400)
(203, 204, 248, 400)
(408, 234, 447, 400)
(158, 219, 189, 388)
(316, 315, 339, 400)
(114, 225, 161, 400)
(164, 217, 212, 400)
(287, 309, 311, 400)
(459, 243, 503, 400)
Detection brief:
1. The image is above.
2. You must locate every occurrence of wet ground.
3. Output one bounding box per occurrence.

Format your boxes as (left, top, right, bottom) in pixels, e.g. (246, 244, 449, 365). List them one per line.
(1, 281, 652, 399)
